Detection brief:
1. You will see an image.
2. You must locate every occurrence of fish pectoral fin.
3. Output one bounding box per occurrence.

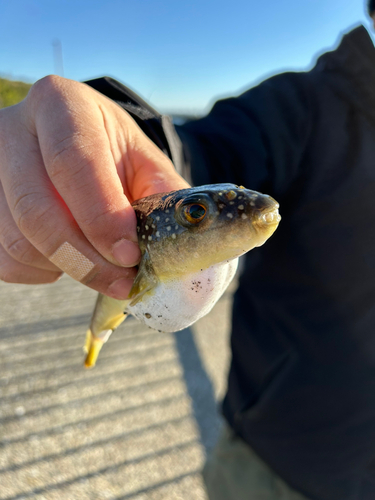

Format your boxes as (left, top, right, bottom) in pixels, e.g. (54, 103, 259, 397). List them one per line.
(128, 250, 158, 306)
(128, 285, 154, 307)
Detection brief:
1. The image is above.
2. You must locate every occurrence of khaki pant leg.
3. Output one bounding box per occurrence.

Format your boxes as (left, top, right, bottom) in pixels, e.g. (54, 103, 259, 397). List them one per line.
(203, 425, 310, 500)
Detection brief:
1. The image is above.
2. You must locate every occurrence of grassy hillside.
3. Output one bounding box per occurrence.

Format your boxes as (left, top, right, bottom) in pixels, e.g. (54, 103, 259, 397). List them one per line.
(0, 78, 32, 108)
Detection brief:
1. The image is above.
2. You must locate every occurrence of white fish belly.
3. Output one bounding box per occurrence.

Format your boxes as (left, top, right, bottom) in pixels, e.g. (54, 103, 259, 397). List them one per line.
(127, 258, 239, 332)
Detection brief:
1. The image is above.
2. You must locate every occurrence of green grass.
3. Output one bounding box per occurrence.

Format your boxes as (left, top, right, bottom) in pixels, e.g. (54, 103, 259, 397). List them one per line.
(0, 77, 32, 108)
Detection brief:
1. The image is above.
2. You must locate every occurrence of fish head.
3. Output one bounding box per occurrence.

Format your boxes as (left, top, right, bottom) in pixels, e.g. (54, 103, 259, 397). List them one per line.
(133, 183, 280, 279)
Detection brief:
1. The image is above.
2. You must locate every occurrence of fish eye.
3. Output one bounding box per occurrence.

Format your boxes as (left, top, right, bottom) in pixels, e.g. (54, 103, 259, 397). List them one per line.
(183, 203, 206, 224)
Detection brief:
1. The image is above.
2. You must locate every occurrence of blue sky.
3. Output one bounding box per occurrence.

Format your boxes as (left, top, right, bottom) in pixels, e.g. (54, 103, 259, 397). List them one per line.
(0, 0, 370, 113)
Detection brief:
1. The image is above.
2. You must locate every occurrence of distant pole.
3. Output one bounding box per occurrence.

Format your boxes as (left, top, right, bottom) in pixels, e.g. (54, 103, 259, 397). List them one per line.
(52, 39, 64, 77)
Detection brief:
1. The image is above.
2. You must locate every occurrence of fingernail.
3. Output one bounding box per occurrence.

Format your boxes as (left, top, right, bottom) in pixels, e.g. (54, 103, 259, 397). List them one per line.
(112, 239, 141, 267)
(107, 278, 134, 299)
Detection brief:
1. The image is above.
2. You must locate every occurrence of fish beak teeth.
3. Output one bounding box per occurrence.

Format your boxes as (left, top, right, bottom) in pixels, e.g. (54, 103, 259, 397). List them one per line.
(261, 209, 281, 225)
(84, 329, 109, 369)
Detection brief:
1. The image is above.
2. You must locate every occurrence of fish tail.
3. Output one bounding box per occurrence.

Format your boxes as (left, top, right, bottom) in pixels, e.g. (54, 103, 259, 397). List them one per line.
(84, 330, 105, 368)
(84, 294, 129, 368)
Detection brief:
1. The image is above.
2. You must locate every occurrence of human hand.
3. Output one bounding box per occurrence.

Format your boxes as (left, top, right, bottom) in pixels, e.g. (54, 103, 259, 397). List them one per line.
(0, 76, 189, 298)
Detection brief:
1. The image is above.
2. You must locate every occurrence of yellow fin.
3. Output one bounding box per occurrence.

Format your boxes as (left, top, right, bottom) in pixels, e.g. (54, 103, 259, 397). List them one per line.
(128, 250, 158, 305)
(84, 294, 129, 368)
(84, 330, 104, 368)
(90, 294, 129, 335)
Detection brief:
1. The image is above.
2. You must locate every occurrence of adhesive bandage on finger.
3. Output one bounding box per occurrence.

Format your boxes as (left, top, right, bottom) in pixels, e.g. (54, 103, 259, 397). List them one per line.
(49, 242, 95, 281)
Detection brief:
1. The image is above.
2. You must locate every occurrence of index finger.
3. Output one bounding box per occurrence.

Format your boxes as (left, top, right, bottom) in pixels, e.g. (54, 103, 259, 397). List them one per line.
(27, 76, 142, 269)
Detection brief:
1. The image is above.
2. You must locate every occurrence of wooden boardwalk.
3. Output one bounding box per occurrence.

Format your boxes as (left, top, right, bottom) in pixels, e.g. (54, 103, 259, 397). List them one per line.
(0, 274, 233, 500)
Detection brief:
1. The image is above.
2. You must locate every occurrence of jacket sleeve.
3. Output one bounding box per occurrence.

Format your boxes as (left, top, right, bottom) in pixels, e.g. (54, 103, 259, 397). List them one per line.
(84, 76, 187, 179)
(177, 72, 312, 197)
(86, 74, 312, 197)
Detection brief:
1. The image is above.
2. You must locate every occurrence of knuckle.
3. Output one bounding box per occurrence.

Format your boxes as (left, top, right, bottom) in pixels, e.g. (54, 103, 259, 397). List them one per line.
(12, 191, 51, 239)
(26, 75, 77, 120)
(80, 203, 113, 229)
(2, 233, 36, 266)
(78, 204, 125, 248)
(28, 75, 64, 103)
(48, 133, 89, 181)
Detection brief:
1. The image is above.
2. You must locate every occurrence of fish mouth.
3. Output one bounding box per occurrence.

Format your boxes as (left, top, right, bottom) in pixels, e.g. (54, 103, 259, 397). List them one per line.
(243, 193, 280, 227)
(259, 206, 281, 225)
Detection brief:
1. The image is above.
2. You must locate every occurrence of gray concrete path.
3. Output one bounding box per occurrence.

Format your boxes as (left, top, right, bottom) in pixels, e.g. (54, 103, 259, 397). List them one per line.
(0, 274, 234, 500)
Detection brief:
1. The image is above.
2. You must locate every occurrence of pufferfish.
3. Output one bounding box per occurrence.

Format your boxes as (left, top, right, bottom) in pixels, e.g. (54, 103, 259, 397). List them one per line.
(84, 183, 281, 367)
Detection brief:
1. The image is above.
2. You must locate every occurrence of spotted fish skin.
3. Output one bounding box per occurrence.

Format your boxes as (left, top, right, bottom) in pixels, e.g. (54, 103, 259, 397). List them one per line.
(84, 183, 280, 367)
(132, 183, 280, 281)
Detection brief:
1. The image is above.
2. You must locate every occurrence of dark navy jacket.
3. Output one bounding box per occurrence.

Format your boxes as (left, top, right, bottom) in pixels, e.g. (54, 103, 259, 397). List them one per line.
(87, 25, 375, 500)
